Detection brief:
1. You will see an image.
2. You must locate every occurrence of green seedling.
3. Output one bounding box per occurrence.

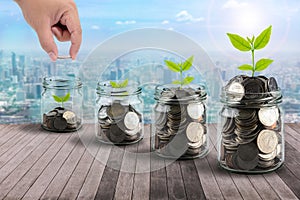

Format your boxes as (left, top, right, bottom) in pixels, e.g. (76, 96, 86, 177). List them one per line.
(110, 79, 128, 88)
(227, 25, 273, 77)
(165, 55, 195, 87)
(52, 92, 70, 108)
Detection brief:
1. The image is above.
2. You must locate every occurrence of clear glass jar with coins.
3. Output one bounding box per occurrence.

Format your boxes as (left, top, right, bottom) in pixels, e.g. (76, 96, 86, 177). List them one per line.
(96, 80, 144, 145)
(41, 76, 83, 132)
(152, 84, 208, 159)
(218, 75, 284, 173)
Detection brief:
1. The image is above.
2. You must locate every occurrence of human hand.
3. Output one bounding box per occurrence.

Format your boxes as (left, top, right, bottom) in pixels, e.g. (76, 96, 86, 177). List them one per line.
(16, 0, 82, 61)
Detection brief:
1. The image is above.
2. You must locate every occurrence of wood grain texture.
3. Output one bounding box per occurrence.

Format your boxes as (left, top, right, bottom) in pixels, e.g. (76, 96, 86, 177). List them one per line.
(0, 123, 298, 200)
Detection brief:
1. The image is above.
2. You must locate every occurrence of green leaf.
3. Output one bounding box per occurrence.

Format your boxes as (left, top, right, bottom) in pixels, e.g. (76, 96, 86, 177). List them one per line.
(62, 92, 70, 102)
(52, 95, 62, 103)
(246, 37, 252, 44)
(238, 64, 253, 71)
(227, 33, 252, 51)
(182, 56, 194, 71)
(172, 80, 182, 85)
(110, 81, 118, 88)
(119, 79, 128, 88)
(251, 35, 255, 43)
(254, 25, 272, 50)
(182, 76, 194, 85)
(255, 58, 273, 71)
(165, 60, 180, 72)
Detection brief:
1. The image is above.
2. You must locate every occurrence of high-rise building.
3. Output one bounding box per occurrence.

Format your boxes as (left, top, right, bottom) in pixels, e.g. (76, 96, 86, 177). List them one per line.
(11, 52, 18, 76)
(19, 55, 25, 76)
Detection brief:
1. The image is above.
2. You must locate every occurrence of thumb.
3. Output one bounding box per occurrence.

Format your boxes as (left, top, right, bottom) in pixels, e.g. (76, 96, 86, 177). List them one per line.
(36, 24, 58, 61)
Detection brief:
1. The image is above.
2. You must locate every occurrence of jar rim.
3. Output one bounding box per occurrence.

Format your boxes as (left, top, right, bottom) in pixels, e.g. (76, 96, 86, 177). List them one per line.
(43, 76, 82, 89)
(96, 80, 142, 96)
(154, 83, 207, 103)
(220, 87, 282, 106)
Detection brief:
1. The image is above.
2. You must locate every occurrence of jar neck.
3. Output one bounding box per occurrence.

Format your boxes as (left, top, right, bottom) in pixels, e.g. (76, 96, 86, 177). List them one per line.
(220, 87, 282, 107)
(96, 81, 141, 97)
(43, 76, 82, 90)
(154, 84, 207, 104)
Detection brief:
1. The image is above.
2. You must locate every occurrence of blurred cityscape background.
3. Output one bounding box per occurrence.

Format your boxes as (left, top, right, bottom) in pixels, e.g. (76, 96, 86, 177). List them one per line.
(1, 0, 300, 124)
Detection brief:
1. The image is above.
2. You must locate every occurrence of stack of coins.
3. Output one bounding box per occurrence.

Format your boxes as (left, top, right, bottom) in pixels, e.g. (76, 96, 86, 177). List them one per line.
(220, 75, 282, 171)
(154, 87, 207, 159)
(97, 100, 142, 144)
(42, 107, 81, 132)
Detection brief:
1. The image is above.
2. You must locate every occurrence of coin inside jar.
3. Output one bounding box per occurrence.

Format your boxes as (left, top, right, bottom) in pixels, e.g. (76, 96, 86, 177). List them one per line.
(186, 122, 204, 143)
(258, 107, 279, 127)
(257, 129, 278, 154)
(227, 82, 245, 101)
(187, 102, 204, 120)
(63, 110, 77, 124)
(124, 111, 140, 130)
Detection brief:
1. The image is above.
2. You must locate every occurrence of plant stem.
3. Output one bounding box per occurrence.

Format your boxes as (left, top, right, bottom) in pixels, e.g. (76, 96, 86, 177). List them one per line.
(251, 43, 255, 77)
(180, 67, 183, 88)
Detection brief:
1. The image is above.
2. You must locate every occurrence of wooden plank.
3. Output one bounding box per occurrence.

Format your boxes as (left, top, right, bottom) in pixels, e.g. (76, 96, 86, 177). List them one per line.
(264, 173, 298, 199)
(150, 155, 168, 200)
(165, 161, 187, 200)
(288, 123, 300, 137)
(180, 160, 206, 200)
(207, 125, 242, 200)
(76, 142, 112, 200)
(4, 130, 72, 200)
(0, 124, 18, 140)
(16, 129, 81, 200)
(0, 125, 47, 183)
(0, 131, 59, 199)
(58, 125, 100, 200)
(276, 166, 300, 199)
(132, 125, 151, 200)
(0, 124, 32, 157)
(40, 126, 94, 199)
(248, 175, 280, 199)
(114, 141, 138, 200)
(95, 145, 125, 200)
(285, 125, 300, 155)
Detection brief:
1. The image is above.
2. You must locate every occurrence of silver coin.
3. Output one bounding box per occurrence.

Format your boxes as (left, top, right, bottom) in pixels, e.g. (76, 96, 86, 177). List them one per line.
(186, 122, 204, 143)
(53, 117, 68, 131)
(125, 123, 141, 136)
(46, 110, 57, 117)
(124, 111, 140, 130)
(258, 107, 279, 127)
(187, 103, 204, 120)
(257, 129, 278, 154)
(227, 82, 245, 101)
(63, 111, 77, 124)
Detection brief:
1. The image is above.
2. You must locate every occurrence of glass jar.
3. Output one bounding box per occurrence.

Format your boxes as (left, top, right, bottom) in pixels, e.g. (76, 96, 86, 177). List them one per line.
(218, 75, 284, 173)
(96, 81, 144, 145)
(41, 76, 83, 132)
(152, 84, 208, 159)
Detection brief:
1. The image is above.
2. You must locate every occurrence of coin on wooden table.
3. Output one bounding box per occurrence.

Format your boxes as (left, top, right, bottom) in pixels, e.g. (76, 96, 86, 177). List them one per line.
(124, 111, 140, 130)
(187, 102, 204, 120)
(53, 117, 68, 131)
(63, 110, 77, 124)
(227, 82, 245, 101)
(186, 122, 204, 143)
(257, 129, 278, 154)
(258, 107, 279, 127)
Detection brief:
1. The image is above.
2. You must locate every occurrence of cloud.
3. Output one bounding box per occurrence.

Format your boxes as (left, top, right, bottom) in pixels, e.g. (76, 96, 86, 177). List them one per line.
(91, 25, 100, 30)
(175, 10, 204, 23)
(115, 20, 136, 25)
(161, 20, 169, 25)
(222, 0, 248, 9)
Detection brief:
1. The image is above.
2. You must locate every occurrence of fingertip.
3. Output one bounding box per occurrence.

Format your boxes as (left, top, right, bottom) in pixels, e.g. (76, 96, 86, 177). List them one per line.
(48, 52, 57, 61)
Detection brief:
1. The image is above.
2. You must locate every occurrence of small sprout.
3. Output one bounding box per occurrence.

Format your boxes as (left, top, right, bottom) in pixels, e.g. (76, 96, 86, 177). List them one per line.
(227, 25, 273, 77)
(110, 79, 129, 88)
(164, 55, 195, 87)
(52, 92, 70, 108)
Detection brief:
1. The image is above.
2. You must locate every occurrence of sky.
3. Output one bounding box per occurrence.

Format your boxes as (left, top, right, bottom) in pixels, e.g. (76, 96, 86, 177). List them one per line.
(0, 0, 300, 58)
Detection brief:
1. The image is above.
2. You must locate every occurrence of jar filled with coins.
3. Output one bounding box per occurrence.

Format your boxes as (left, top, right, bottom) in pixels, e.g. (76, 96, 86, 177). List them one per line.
(218, 75, 284, 173)
(96, 80, 143, 145)
(152, 84, 208, 159)
(41, 76, 83, 132)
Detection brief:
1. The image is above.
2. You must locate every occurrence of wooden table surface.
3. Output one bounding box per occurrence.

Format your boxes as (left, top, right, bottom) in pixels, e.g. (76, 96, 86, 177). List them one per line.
(0, 123, 299, 200)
